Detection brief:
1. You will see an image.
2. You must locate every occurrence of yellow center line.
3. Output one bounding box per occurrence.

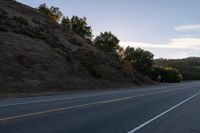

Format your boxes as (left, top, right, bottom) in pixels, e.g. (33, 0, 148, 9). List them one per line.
(0, 88, 188, 122)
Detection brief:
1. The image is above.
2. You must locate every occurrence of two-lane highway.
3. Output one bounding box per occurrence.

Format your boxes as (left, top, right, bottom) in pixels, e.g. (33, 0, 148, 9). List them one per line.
(0, 81, 200, 133)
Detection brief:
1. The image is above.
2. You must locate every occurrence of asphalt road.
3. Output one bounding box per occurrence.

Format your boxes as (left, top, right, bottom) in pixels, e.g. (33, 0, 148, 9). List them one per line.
(1, 81, 200, 133)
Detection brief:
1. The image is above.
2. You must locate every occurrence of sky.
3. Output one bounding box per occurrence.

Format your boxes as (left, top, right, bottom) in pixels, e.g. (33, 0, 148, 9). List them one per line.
(17, 0, 200, 59)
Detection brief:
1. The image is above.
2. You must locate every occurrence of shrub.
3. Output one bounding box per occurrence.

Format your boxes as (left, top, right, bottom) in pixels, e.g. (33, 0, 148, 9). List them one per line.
(38, 3, 63, 22)
(152, 66, 183, 83)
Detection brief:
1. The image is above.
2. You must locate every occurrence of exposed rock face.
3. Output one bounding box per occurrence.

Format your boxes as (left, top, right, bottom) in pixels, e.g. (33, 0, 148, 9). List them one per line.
(0, 0, 150, 93)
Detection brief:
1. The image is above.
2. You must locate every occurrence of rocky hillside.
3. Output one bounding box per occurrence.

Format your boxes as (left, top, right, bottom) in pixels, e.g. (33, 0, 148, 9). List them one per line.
(0, 0, 151, 93)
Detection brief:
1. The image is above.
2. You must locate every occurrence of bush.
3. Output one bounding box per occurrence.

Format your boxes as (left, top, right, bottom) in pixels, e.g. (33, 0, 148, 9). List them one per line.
(152, 66, 183, 83)
(38, 3, 63, 22)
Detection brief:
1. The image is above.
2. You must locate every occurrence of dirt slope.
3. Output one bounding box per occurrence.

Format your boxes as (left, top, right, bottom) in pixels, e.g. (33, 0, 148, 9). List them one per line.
(0, 0, 151, 93)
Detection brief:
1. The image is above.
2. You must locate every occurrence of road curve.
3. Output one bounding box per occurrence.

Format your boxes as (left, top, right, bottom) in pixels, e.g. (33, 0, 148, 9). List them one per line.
(0, 81, 200, 133)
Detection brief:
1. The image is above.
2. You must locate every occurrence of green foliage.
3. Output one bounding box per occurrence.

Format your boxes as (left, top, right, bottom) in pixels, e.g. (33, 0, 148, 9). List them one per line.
(115, 46, 125, 61)
(38, 4, 50, 16)
(38, 3, 63, 22)
(61, 16, 93, 40)
(94, 31, 120, 54)
(61, 17, 71, 28)
(152, 66, 183, 83)
(155, 57, 200, 80)
(123, 46, 154, 75)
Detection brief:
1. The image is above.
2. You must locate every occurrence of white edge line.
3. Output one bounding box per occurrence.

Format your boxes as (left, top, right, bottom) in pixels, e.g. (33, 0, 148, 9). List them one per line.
(127, 91, 200, 133)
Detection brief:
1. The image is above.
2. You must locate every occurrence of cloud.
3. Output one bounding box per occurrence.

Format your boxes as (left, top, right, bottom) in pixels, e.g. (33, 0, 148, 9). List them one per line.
(119, 25, 200, 58)
(120, 38, 200, 49)
(170, 38, 200, 48)
(175, 25, 200, 32)
(119, 37, 200, 58)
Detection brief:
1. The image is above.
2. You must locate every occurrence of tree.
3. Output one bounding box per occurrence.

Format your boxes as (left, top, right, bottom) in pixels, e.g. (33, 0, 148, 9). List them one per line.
(123, 46, 154, 75)
(61, 16, 93, 40)
(116, 46, 125, 61)
(94, 31, 120, 54)
(38, 3, 63, 22)
(61, 17, 71, 28)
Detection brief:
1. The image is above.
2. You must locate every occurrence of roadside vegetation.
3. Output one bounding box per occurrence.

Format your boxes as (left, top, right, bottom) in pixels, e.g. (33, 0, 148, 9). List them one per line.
(61, 16, 93, 40)
(37, 3, 183, 83)
(155, 57, 200, 80)
(38, 3, 63, 22)
(151, 66, 183, 83)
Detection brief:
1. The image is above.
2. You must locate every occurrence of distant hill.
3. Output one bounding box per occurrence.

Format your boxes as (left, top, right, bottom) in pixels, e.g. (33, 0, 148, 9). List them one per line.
(154, 57, 200, 80)
(0, 0, 152, 93)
